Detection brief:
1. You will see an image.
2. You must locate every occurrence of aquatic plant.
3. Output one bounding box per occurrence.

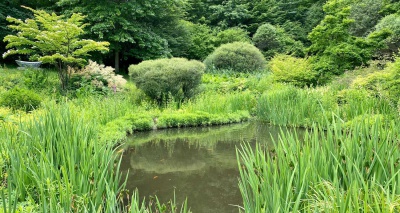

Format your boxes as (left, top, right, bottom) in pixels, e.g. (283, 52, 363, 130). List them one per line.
(237, 118, 400, 212)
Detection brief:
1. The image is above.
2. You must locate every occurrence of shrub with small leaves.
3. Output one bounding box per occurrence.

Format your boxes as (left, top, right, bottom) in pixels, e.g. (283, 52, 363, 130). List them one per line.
(270, 54, 317, 87)
(0, 87, 42, 112)
(352, 57, 400, 105)
(204, 42, 266, 73)
(129, 58, 205, 105)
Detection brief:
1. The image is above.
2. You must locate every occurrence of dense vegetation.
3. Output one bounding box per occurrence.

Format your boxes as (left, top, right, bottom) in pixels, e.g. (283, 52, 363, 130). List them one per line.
(1, 0, 400, 212)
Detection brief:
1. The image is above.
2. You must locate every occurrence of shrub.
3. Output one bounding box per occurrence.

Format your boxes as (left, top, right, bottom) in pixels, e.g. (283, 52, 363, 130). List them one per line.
(0, 87, 42, 112)
(374, 14, 400, 56)
(252, 23, 304, 59)
(270, 54, 317, 87)
(214, 27, 251, 47)
(129, 58, 205, 104)
(352, 57, 400, 104)
(204, 42, 266, 73)
(69, 60, 127, 95)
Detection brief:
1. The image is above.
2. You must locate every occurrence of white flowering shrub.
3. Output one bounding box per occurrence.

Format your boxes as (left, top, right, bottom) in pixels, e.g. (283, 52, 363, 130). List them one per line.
(70, 60, 127, 94)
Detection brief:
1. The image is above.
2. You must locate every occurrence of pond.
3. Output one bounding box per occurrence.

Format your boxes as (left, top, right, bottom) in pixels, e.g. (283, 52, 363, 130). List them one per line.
(120, 121, 302, 213)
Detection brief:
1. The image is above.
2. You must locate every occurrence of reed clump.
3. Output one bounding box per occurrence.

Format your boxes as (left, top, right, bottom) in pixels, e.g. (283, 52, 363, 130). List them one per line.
(0, 105, 190, 212)
(237, 117, 400, 212)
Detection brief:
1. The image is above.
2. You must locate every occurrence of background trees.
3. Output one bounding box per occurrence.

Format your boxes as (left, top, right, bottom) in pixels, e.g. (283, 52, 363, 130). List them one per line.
(56, 0, 185, 72)
(1, 0, 399, 79)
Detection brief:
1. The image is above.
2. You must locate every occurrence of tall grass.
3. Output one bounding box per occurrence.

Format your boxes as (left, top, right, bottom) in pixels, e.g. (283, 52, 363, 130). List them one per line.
(256, 86, 335, 126)
(237, 118, 400, 212)
(256, 85, 397, 127)
(0, 105, 191, 212)
(184, 90, 256, 114)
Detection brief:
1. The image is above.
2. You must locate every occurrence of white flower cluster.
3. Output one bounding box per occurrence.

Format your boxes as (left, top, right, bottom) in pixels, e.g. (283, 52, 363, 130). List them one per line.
(77, 60, 127, 92)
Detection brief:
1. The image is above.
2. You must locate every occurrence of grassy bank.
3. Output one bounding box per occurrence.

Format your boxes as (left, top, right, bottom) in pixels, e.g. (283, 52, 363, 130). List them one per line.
(1, 61, 400, 212)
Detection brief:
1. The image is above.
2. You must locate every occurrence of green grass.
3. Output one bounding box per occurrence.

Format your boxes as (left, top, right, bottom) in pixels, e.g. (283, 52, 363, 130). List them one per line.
(237, 118, 400, 212)
(2, 64, 400, 212)
(0, 105, 191, 212)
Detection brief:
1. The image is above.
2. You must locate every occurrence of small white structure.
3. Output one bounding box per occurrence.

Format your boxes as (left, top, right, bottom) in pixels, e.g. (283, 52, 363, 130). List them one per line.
(16, 60, 42, 69)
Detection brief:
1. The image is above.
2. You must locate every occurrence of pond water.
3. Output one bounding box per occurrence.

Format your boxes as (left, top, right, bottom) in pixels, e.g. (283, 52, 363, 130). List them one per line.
(120, 121, 300, 213)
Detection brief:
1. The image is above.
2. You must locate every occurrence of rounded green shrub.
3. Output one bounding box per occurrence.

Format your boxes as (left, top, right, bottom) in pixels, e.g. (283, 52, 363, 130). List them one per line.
(204, 42, 266, 73)
(270, 54, 317, 87)
(129, 58, 205, 104)
(374, 14, 400, 56)
(0, 87, 42, 112)
(252, 23, 304, 59)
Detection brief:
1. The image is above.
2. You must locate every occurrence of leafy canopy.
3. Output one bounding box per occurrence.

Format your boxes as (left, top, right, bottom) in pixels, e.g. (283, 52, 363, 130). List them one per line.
(3, 6, 110, 90)
(3, 6, 109, 66)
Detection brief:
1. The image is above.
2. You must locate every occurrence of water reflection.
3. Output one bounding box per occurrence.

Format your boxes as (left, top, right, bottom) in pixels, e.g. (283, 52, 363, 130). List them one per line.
(120, 121, 298, 213)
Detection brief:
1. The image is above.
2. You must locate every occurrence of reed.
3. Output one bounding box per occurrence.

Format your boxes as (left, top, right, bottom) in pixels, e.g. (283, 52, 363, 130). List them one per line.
(237, 117, 400, 212)
(0, 105, 191, 212)
(256, 85, 397, 128)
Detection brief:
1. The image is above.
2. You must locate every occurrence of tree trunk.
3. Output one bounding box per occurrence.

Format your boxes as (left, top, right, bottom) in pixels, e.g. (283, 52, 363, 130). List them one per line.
(115, 50, 120, 73)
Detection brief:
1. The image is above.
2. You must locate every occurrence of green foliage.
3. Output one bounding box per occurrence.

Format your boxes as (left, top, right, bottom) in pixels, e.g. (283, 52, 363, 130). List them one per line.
(252, 23, 304, 59)
(3, 6, 110, 90)
(238, 119, 400, 212)
(0, 87, 42, 112)
(343, 113, 387, 129)
(349, 0, 384, 37)
(23, 68, 48, 89)
(374, 14, 400, 56)
(256, 85, 336, 127)
(129, 58, 205, 104)
(101, 109, 250, 142)
(308, 0, 389, 77)
(270, 54, 317, 87)
(352, 57, 400, 105)
(57, 0, 185, 68)
(214, 27, 251, 48)
(204, 42, 266, 73)
(178, 21, 216, 60)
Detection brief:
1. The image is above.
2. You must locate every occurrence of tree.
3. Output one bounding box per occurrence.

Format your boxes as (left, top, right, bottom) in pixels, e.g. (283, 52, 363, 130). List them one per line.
(307, 0, 389, 77)
(349, 0, 384, 37)
(253, 23, 304, 59)
(374, 14, 400, 57)
(57, 0, 185, 72)
(3, 6, 109, 90)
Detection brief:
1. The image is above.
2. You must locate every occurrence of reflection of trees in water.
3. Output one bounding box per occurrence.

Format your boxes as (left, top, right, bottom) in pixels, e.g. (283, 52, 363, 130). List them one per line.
(123, 121, 302, 174)
(121, 121, 304, 213)
(128, 139, 238, 173)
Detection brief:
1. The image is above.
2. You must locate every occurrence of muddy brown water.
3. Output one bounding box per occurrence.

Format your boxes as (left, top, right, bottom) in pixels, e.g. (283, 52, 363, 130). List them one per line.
(120, 121, 301, 213)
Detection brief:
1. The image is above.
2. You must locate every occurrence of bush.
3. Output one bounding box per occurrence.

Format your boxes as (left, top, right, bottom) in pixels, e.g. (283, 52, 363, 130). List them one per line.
(352, 57, 400, 104)
(0, 87, 42, 112)
(23, 69, 48, 89)
(204, 42, 266, 73)
(129, 58, 205, 104)
(374, 14, 400, 56)
(252, 23, 304, 59)
(214, 27, 251, 48)
(69, 61, 127, 96)
(270, 54, 317, 87)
